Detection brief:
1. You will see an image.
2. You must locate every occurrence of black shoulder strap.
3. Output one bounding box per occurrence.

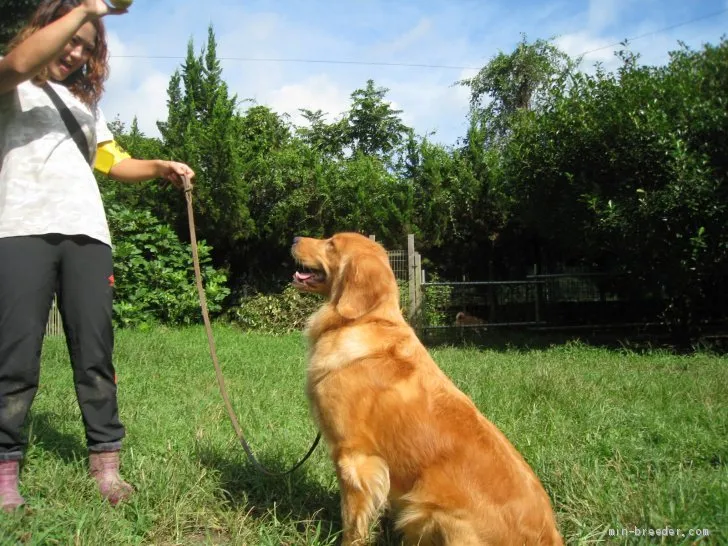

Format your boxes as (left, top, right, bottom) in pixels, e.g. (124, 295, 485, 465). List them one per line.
(41, 82, 92, 165)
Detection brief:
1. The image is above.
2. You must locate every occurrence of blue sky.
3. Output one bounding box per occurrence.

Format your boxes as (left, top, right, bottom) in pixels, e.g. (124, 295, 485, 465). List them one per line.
(100, 0, 728, 146)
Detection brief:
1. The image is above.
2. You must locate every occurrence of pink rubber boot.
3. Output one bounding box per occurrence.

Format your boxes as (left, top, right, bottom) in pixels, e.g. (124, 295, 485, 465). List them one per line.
(89, 451, 133, 505)
(0, 460, 25, 512)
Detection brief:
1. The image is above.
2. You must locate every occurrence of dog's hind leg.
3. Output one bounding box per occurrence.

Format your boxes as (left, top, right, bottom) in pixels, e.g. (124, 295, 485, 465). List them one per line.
(336, 452, 390, 546)
(396, 497, 485, 546)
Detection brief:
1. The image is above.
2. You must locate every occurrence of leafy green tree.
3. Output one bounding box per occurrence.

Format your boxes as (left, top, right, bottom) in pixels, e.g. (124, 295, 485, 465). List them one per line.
(239, 114, 413, 287)
(297, 108, 348, 159)
(322, 152, 412, 243)
(0, 0, 41, 53)
(345, 79, 411, 162)
(271, 80, 415, 251)
(402, 122, 507, 280)
(233, 104, 303, 287)
(501, 40, 728, 342)
(459, 35, 576, 140)
(405, 136, 457, 248)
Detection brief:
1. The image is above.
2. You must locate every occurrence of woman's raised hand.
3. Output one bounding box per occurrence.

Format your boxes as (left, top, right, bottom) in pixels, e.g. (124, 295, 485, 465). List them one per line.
(80, 0, 128, 18)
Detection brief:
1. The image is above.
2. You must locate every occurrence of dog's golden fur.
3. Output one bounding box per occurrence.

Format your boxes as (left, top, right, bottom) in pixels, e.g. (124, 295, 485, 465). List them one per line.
(292, 233, 562, 546)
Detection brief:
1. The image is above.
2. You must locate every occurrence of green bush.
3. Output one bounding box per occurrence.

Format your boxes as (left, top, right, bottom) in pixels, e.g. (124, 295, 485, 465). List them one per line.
(107, 203, 230, 328)
(420, 274, 453, 327)
(231, 285, 323, 334)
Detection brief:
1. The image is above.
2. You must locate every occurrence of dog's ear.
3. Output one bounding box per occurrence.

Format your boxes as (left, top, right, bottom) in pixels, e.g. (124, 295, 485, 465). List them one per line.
(335, 253, 388, 320)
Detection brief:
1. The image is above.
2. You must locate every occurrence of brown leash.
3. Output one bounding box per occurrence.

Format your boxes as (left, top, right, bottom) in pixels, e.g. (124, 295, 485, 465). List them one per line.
(182, 175, 320, 476)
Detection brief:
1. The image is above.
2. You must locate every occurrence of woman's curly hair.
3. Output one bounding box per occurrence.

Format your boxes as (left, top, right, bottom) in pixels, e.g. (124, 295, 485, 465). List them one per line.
(8, 0, 109, 107)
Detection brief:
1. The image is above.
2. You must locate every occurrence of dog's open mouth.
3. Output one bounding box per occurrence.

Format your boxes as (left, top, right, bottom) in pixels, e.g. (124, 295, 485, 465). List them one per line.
(292, 266, 326, 290)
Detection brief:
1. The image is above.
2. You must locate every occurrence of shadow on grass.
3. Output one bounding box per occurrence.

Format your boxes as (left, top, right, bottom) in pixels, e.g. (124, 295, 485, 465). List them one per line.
(417, 323, 726, 354)
(196, 442, 339, 529)
(26, 411, 86, 463)
(195, 443, 403, 545)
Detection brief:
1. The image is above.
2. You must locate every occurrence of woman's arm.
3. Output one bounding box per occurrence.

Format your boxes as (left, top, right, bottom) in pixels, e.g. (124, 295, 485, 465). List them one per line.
(0, 2, 115, 94)
(108, 158, 195, 188)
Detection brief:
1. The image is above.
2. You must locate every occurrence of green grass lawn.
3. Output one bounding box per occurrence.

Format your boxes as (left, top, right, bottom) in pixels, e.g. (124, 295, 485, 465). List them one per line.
(2, 325, 726, 545)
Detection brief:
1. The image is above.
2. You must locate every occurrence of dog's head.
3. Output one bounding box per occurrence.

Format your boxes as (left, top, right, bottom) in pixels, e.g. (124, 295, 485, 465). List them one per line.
(291, 233, 398, 320)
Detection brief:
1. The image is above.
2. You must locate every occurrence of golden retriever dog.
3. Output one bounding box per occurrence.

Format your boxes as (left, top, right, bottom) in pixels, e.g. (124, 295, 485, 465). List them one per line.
(292, 233, 562, 546)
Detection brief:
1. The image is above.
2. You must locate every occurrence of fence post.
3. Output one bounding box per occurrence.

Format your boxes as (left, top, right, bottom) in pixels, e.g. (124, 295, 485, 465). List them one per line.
(415, 251, 422, 318)
(533, 264, 541, 323)
(407, 234, 420, 321)
(488, 239, 496, 323)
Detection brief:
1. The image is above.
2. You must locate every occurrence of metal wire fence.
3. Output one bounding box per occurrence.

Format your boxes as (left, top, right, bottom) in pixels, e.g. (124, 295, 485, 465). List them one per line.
(418, 272, 678, 331)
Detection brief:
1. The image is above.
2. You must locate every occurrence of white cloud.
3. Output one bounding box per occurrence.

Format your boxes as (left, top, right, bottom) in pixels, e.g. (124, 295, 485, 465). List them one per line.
(556, 31, 621, 70)
(212, 7, 476, 144)
(104, 73, 169, 136)
(101, 32, 174, 136)
(587, 0, 626, 31)
(384, 68, 476, 142)
(265, 74, 351, 126)
(374, 18, 434, 56)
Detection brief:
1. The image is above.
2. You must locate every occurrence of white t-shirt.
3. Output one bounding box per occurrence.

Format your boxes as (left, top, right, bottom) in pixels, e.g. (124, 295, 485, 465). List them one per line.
(0, 77, 114, 246)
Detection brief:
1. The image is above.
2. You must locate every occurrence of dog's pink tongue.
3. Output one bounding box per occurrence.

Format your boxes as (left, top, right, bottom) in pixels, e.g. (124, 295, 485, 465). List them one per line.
(295, 271, 314, 282)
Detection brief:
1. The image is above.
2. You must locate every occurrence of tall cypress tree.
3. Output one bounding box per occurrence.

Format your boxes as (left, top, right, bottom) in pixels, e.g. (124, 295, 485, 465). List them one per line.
(159, 26, 252, 275)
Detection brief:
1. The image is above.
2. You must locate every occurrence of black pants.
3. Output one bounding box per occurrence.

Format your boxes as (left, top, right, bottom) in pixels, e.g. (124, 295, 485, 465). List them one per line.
(0, 235, 125, 460)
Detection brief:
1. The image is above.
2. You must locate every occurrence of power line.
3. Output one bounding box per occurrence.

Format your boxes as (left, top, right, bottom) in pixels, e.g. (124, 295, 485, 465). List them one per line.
(110, 55, 479, 70)
(110, 8, 728, 68)
(578, 7, 728, 57)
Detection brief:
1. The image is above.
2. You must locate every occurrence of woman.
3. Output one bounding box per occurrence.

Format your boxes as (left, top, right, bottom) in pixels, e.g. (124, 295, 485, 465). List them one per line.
(0, 0, 195, 511)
